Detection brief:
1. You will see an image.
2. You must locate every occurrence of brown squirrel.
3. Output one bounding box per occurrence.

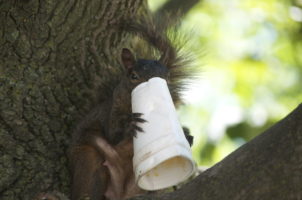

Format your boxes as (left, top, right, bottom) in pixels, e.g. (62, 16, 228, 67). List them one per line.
(68, 16, 195, 200)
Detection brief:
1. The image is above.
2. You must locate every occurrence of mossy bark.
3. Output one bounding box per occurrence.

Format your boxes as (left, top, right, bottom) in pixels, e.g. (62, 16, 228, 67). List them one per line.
(0, 0, 144, 199)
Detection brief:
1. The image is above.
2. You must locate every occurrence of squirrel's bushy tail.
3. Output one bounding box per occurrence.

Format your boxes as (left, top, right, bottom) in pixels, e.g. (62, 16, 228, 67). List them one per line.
(121, 15, 197, 104)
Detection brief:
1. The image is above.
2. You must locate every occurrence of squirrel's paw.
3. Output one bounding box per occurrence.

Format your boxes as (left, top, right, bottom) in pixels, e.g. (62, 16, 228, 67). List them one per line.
(182, 126, 194, 146)
(126, 113, 147, 138)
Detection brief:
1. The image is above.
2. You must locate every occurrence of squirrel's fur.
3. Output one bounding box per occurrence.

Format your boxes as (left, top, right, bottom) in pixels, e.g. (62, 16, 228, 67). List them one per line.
(69, 15, 195, 200)
(95, 15, 195, 107)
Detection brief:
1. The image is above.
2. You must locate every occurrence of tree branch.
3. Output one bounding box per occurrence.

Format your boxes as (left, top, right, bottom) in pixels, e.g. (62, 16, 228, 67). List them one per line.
(130, 103, 302, 200)
(155, 0, 199, 19)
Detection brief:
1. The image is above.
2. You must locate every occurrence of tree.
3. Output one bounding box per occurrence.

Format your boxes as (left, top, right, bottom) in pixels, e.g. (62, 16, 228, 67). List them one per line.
(0, 0, 145, 199)
(1, 0, 301, 200)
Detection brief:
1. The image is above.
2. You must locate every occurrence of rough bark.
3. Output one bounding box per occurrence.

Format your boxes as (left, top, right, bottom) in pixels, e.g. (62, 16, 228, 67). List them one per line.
(129, 104, 302, 200)
(0, 0, 144, 199)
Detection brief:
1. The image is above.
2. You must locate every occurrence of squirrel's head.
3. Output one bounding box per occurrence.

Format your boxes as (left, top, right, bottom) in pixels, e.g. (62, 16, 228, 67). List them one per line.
(121, 48, 169, 89)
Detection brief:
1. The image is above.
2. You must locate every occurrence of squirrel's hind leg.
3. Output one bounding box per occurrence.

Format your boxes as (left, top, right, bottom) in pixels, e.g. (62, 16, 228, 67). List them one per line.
(69, 145, 109, 200)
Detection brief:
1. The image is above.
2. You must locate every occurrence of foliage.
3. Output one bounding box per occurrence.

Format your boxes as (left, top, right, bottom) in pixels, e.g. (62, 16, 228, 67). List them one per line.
(149, 0, 302, 166)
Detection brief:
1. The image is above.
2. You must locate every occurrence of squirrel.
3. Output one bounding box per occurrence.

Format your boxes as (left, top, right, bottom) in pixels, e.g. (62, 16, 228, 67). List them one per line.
(68, 16, 195, 200)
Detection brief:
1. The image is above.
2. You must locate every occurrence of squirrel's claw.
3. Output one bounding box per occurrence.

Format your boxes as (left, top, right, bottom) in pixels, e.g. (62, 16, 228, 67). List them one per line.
(131, 113, 146, 122)
(124, 113, 147, 138)
(131, 113, 147, 123)
(133, 124, 144, 133)
(182, 126, 194, 146)
(132, 113, 143, 118)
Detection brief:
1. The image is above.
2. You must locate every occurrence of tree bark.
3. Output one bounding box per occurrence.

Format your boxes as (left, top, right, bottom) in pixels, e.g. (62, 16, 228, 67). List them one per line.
(129, 104, 302, 200)
(0, 0, 144, 199)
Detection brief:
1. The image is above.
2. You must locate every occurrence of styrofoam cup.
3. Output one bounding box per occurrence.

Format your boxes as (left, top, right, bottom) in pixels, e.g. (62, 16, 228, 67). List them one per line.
(131, 77, 195, 191)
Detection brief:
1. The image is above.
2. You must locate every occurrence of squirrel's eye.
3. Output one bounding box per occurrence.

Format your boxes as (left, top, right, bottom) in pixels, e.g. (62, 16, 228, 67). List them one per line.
(131, 73, 139, 80)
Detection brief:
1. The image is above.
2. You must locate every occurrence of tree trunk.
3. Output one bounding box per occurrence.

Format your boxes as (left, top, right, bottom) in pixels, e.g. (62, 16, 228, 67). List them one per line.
(129, 104, 302, 200)
(0, 0, 144, 199)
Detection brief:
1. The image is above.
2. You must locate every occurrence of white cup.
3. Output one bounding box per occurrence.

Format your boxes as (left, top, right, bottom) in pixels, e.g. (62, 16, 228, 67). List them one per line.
(131, 77, 195, 191)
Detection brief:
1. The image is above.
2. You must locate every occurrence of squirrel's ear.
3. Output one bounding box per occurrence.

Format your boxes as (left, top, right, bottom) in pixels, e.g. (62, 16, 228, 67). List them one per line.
(121, 48, 135, 70)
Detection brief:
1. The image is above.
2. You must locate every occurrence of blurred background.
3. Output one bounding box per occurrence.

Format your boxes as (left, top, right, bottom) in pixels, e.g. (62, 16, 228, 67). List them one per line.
(148, 0, 302, 166)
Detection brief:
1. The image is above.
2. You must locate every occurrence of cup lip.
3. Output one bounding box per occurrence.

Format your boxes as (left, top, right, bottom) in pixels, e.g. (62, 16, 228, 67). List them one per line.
(131, 77, 166, 96)
(135, 149, 195, 190)
(134, 142, 193, 174)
